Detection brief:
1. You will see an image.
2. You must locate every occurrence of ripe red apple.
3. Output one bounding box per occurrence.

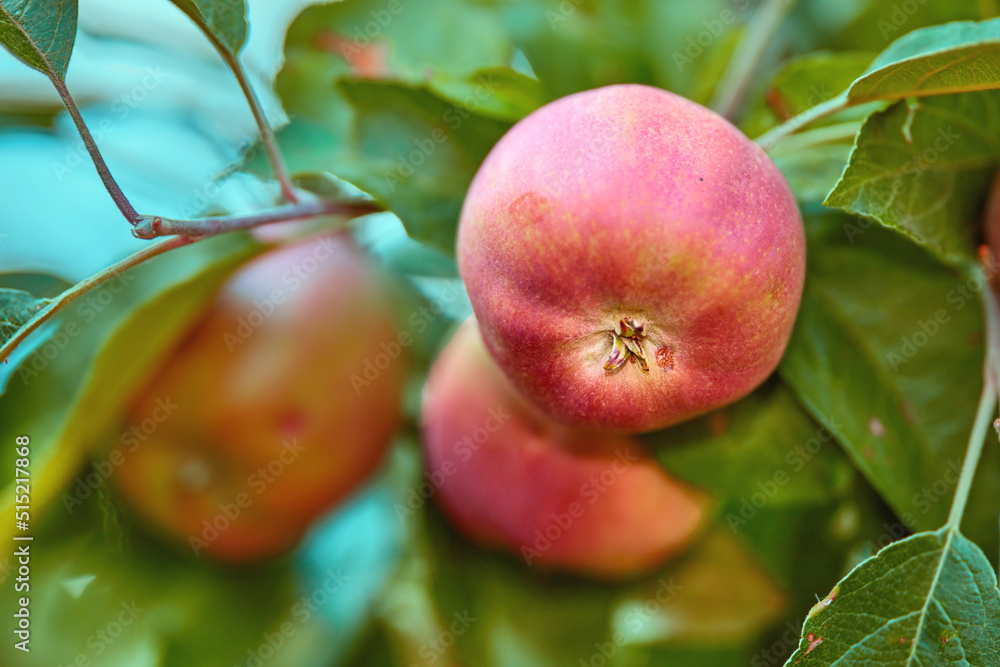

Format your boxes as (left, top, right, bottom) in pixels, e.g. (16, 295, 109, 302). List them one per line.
(422, 318, 703, 578)
(457, 84, 805, 432)
(113, 235, 406, 561)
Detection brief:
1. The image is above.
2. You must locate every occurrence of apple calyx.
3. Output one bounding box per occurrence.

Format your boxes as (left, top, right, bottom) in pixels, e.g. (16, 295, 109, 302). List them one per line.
(604, 318, 650, 373)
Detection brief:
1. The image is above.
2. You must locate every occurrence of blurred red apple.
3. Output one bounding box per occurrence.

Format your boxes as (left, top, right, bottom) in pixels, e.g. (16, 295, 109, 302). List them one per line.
(422, 318, 703, 579)
(458, 84, 805, 432)
(114, 235, 406, 561)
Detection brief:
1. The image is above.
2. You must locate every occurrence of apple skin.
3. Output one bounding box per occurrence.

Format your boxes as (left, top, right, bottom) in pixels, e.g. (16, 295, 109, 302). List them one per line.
(422, 318, 702, 579)
(985, 169, 1000, 285)
(457, 84, 805, 433)
(114, 235, 405, 561)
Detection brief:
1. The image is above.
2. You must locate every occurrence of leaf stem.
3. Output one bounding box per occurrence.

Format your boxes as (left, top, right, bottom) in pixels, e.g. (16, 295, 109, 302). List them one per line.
(0, 236, 193, 365)
(710, 0, 798, 122)
(755, 92, 850, 152)
(48, 76, 140, 223)
(945, 275, 1000, 531)
(132, 199, 382, 239)
(219, 48, 299, 204)
(767, 120, 862, 154)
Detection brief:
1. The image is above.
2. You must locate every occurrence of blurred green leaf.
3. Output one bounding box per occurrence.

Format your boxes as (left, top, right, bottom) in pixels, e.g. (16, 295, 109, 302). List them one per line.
(741, 50, 875, 138)
(261, 81, 509, 252)
(771, 130, 858, 202)
(813, 0, 995, 53)
(648, 382, 855, 511)
(501, 0, 756, 104)
(166, 0, 247, 54)
(780, 217, 1000, 543)
(0, 0, 77, 79)
(849, 18, 1000, 104)
(0, 234, 261, 546)
(611, 532, 786, 648)
(428, 67, 546, 121)
(825, 91, 1000, 266)
(742, 51, 874, 202)
(784, 528, 1000, 665)
(0, 272, 72, 298)
(282, 0, 512, 86)
(333, 80, 509, 252)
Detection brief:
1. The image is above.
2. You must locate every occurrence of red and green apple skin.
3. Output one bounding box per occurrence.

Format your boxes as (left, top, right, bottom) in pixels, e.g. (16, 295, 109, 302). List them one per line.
(458, 84, 805, 433)
(114, 236, 406, 561)
(422, 318, 703, 579)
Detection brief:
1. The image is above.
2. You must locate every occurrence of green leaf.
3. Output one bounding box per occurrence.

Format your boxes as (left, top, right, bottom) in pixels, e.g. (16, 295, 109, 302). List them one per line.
(261, 81, 509, 252)
(825, 91, 1000, 266)
(0, 234, 261, 545)
(0, 0, 77, 78)
(336, 80, 509, 252)
(0, 288, 51, 346)
(780, 217, 1000, 540)
(849, 18, 1000, 104)
(427, 67, 546, 122)
(422, 515, 787, 666)
(282, 0, 512, 87)
(0, 441, 403, 666)
(784, 528, 1000, 666)
(740, 52, 874, 202)
(501, 0, 754, 104)
(610, 531, 786, 647)
(166, 0, 247, 54)
(267, 0, 525, 252)
(646, 382, 855, 511)
(770, 125, 860, 203)
(741, 50, 876, 138)
(825, 0, 993, 53)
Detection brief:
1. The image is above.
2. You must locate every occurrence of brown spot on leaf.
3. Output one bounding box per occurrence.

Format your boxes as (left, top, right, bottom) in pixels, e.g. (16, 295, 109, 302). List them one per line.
(804, 634, 823, 654)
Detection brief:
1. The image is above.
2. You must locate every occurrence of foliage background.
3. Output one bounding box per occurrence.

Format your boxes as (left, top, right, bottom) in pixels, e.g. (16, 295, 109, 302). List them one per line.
(1, 0, 1000, 665)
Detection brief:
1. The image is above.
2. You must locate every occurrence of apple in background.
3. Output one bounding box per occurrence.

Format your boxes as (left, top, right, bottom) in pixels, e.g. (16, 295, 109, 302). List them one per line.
(422, 318, 703, 579)
(458, 83, 805, 433)
(984, 168, 1000, 287)
(114, 235, 406, 561)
